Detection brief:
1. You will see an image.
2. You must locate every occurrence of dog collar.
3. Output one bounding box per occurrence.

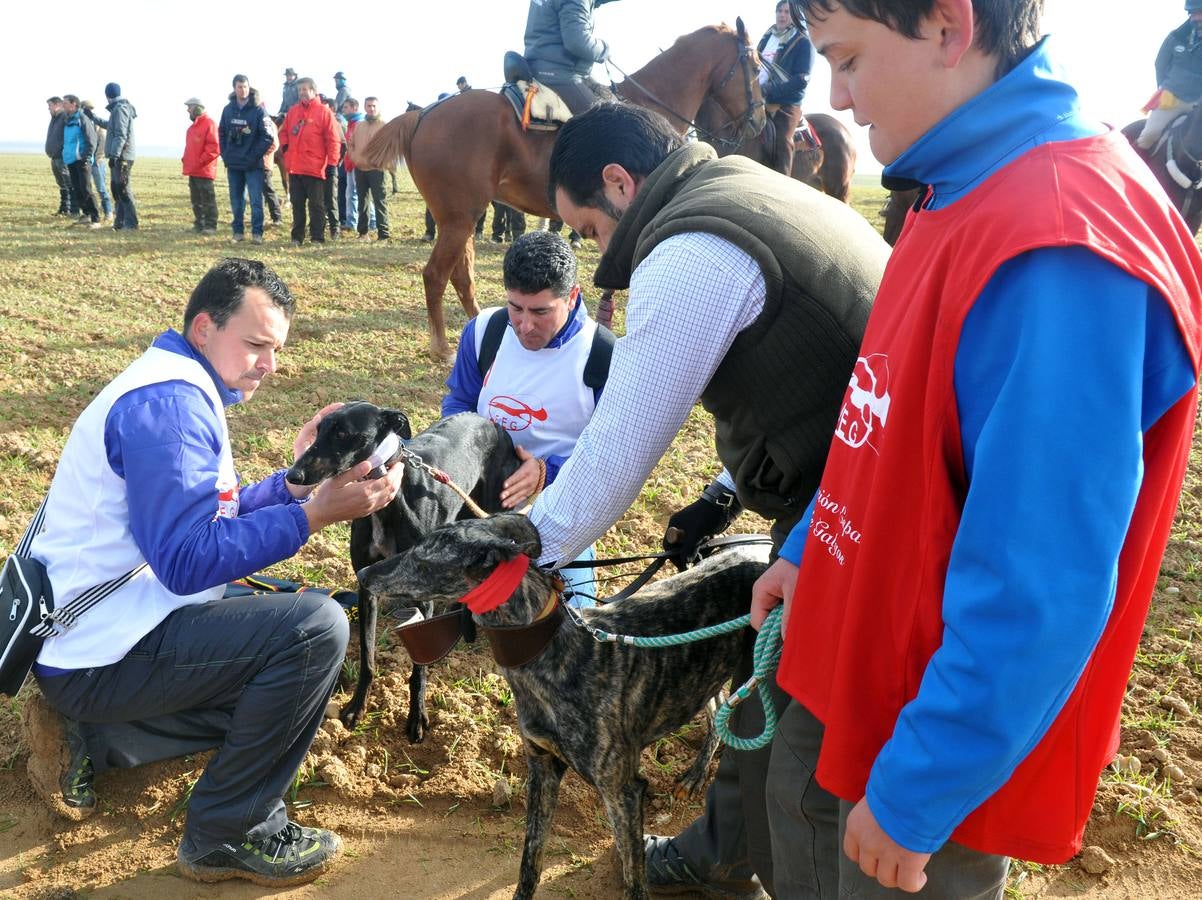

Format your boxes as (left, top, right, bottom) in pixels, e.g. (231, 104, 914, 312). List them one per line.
(461, 555, 531, 614)
(479, 590, 564, 668)
(366, 431, 402, 478)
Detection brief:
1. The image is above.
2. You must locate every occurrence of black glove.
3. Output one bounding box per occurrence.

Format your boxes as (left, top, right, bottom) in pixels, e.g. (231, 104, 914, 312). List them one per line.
(662, 480, 742, 571)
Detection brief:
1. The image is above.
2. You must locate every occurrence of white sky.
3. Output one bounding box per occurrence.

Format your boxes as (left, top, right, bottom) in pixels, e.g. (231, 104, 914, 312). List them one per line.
(0, 0, 1185, 173)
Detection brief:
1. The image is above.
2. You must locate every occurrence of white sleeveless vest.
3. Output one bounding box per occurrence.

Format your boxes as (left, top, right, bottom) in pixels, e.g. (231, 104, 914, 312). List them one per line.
(474, 307, 598, 460)
(32, 347, 238, 669)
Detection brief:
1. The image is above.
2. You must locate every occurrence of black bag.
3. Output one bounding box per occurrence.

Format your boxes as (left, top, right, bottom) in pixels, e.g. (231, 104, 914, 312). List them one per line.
(0, 498, 143, 697)
(0, 552, 54, 696)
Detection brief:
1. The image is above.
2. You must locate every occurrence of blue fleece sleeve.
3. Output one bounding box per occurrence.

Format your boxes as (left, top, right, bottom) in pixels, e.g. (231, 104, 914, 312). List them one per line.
(866, 246, 1197, 852)
(442, 317, 483, 416)
(779, 492, 817, 565)
(105, 382, 309, 596)
(238, 469, 297, 514)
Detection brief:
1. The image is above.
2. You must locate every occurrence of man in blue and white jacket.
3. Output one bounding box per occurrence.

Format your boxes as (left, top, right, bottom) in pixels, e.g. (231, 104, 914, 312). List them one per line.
(25, 258, 403, 887)
(443, 230, 611, 603)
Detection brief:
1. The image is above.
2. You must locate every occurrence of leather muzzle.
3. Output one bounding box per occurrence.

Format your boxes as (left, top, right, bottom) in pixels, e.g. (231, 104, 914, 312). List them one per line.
(395, 606, 476, 665)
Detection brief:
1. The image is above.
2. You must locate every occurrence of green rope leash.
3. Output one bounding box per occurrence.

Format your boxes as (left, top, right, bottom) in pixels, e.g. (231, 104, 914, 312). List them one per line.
(576, 604, 784, 751)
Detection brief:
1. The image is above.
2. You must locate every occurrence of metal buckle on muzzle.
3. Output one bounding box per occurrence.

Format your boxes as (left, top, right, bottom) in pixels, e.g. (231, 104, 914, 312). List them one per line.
(394, 605, 476, 664)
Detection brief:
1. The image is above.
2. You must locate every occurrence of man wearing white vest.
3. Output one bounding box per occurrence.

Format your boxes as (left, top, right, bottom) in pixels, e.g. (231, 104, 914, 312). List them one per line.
(442, 230, 613, 604)
(23, 258, 403, 888)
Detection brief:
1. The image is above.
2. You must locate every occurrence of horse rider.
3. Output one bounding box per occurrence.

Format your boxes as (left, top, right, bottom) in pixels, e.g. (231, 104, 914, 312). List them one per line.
(1137, 0, 1202, 150)
(523, 0, 620, 115)
(757, 0, 813, 175)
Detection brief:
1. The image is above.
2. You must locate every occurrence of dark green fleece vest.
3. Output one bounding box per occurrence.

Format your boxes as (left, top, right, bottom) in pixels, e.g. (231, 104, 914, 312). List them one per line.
(594, 143, 888, 527)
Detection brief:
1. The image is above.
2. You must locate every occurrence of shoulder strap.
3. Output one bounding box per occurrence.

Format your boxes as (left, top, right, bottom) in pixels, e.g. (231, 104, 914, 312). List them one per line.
(477, 309, 511, 378)
(583, 323, 616, 390)
(15, 493, 146, 637)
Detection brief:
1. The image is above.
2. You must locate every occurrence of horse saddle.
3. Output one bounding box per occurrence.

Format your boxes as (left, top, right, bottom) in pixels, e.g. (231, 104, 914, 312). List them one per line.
(501, 51, 573, 132)
(794, 115, 822, 152)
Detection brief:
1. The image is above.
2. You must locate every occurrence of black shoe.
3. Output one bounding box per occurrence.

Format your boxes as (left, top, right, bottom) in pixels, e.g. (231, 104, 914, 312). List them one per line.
(178, 821, 341, 887)
(23, 693, 97, 820)
(491, 235, 504, 243)
(643, 836, 767, 899)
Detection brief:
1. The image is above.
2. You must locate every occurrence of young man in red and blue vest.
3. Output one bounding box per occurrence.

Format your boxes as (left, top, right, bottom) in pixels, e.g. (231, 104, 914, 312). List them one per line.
(752, 0, 1202, 895)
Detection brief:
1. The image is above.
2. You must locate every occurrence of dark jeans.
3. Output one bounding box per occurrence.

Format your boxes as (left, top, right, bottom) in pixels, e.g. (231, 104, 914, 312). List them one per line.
(289, 173, 327, 243)
(227, 167, 264, 237)
(37, 592, 348, 850)
(490, 202, 526, 241)
(323, 165, 338, 235)
(262, 168, 283, 223)
(67, 160, 100, 222)
(765, 701, 1011, 898)
(109, 158, 138, 229)
(548, 218, 581, 244)
(355, 169, 389, 238)
(51, 156, 73, 213)
(188, 176, 218, 230)
(337, 162, 349, 228)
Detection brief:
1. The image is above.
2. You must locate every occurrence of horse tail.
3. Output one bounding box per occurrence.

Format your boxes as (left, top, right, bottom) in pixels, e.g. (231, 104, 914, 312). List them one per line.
(361, 109, 420, 172)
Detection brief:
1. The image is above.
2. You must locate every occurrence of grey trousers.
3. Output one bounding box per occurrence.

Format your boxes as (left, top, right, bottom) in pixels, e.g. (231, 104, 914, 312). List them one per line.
(37, 591, 348, 851)
(672, 518, 796, 895)
(765, 701, 1010, 898)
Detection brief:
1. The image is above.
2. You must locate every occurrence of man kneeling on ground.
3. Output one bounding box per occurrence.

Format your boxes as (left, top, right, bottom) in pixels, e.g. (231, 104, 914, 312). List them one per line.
(23, 257, 403, 887)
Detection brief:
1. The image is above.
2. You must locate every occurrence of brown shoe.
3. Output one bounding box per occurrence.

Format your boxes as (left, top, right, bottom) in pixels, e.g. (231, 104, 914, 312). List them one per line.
(22, 692, 96, 820)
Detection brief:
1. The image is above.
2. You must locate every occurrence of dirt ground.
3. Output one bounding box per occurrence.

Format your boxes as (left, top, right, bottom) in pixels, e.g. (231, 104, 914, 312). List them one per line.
(2, 575, 1202, 900)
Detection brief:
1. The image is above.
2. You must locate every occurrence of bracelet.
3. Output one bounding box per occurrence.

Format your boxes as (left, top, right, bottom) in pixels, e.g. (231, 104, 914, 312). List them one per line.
(534, 458, 547, 495)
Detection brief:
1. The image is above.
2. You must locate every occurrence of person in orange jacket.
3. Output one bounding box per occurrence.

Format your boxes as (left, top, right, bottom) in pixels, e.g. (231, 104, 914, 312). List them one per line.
(182, 98, 220, 234)
(278, 78, 340, 246)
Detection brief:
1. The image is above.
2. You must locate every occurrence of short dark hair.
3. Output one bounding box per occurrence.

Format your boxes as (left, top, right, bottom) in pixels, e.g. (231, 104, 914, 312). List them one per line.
(456, 76, 468, 84)
(183, 258, 295, 336)
(503, 232, 578, 298)
(343, 97, 359, 109)
(364, 95, 378, 104)
(548, 103, 682, 210)
(47, 96, 63, 104)
(297, 76, 316, 91)
(797, 0, 1042, 78)
(62, 94, 79, 105)
(232, 74, 249, 87)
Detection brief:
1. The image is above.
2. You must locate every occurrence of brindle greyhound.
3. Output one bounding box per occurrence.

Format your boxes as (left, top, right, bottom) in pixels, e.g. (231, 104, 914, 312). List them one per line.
(286, 402, 520, 740)
(357, 513, 768, 900)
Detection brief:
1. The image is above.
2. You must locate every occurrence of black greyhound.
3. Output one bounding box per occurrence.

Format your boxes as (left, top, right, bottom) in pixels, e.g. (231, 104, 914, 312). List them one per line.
(357, 513, 767, 900)
(286, 402, 520, 740)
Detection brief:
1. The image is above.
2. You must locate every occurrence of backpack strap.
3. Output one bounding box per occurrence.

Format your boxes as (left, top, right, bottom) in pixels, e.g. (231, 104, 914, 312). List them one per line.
(477, 309, 510, 378)
(584, 323, 616, 391)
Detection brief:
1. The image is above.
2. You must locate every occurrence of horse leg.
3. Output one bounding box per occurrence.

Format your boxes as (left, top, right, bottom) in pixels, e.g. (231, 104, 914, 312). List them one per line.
(448, 239, 480, 322)
(422, 216, 476, 361)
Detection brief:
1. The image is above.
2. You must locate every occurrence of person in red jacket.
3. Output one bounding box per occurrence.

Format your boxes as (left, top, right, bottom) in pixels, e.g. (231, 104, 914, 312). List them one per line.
(752, 1, 1202, 896)
(182, 98, 220, 234)
(279, 77, 340, 246)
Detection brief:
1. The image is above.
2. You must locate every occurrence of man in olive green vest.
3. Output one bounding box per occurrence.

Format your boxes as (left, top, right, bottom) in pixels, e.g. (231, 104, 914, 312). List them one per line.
(527, 102, 888, 898)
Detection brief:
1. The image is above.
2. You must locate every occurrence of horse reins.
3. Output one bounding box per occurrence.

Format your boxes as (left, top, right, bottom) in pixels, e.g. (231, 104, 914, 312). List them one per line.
(606, 32, 764, 152)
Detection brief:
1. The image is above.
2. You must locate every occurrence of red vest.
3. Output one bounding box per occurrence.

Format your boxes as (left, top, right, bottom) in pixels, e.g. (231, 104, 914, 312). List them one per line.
(776, 132, 1202, 862)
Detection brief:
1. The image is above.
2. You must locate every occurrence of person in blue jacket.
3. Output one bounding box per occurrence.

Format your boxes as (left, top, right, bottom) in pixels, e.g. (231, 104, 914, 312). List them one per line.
(61, 95, 103, 227)
(756, 0, 814, 174)
(24, 258, 404, 887)
(219, 75, 273, 243)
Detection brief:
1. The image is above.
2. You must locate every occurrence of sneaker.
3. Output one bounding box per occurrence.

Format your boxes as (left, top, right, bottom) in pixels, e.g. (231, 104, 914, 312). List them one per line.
(87, 221, 105, 229)
(643, 836, 767, 899)
(201, 227, 218, 235)
(231, 234, 244, 243)
(22, 693, 97, 820)
(177, 821, 341, 887)
(251, 235, 264, 245)
(191, 224, 203, 233)
(291, 240, 303, 247)
(491, 235, 504, 244)
(570, 238, 583, 250)
(421, 231, 435, 242)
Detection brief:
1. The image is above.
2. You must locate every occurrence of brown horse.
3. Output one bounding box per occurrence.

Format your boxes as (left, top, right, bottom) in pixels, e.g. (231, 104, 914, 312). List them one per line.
(693, 100, 857, 203)
(881, 187, 921, 246)
(361, 21, 765, 359)
(1123, 106, 1202, 236)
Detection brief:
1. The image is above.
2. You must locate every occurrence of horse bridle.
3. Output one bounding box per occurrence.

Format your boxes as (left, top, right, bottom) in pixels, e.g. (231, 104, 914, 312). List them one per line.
(609, 32, 765, 151)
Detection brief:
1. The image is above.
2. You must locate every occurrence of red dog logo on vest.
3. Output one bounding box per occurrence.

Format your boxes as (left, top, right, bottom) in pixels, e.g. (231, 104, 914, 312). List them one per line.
(487, 395, 549, 433)
(836, 353, 891, 453)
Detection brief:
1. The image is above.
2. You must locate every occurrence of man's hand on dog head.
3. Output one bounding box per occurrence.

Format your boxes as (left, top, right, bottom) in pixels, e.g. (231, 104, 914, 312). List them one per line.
(301, 459, 404, 532)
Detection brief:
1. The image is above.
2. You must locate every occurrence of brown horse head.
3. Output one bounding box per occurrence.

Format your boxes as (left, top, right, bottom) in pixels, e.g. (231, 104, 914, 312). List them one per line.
(705, 19, 766, 144)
